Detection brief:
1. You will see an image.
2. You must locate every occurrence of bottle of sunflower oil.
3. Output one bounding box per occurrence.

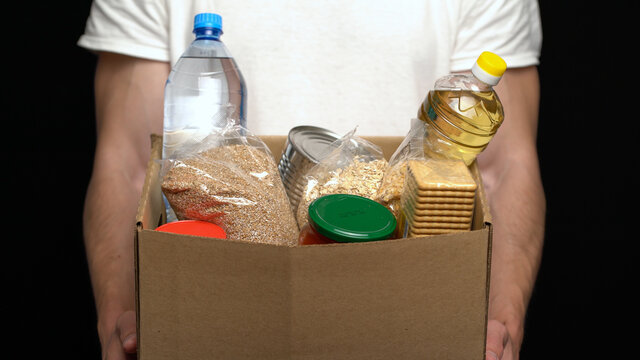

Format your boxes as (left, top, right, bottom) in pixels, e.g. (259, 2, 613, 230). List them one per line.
(417, 51, 507, 165)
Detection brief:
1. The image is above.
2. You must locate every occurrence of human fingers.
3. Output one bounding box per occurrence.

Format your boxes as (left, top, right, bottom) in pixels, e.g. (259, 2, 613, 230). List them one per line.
(486, 319, 509, 360)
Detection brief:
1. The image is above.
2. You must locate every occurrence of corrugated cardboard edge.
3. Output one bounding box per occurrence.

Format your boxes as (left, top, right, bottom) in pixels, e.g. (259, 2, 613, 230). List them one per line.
(469, 162, 493, 226)
(134, 134, 163, 359)
(469, 161, 494, 358)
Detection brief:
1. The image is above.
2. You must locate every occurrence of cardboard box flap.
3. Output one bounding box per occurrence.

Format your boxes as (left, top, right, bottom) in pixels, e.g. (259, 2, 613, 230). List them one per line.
(137, 231, 293, 359)
(469, 162, 493, 228)
(288, 233, 489, 359)
(136, 134, 164, 231)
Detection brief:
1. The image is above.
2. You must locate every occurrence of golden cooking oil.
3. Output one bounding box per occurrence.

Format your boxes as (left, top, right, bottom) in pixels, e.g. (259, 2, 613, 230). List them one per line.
(417, 52, 507, 165)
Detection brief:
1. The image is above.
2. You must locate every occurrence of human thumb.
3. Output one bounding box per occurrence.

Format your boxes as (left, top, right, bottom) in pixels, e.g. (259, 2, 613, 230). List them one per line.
(116, 310, 137, 354)
(486, 319, 509, 360)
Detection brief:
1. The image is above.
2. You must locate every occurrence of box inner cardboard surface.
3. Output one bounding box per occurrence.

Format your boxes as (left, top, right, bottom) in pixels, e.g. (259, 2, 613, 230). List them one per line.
(135, 134, 492, 360)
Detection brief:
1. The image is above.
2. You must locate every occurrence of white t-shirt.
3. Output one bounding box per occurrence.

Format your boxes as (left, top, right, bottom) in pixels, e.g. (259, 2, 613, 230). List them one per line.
(78, 0, 542, 136)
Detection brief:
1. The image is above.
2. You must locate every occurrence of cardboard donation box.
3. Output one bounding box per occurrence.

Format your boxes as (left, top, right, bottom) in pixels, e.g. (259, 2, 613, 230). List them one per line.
(135, 134, 493, 359)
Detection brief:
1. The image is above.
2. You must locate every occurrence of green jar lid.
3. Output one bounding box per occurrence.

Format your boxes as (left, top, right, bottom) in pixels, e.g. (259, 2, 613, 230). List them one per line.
(308, 194, 397, 243)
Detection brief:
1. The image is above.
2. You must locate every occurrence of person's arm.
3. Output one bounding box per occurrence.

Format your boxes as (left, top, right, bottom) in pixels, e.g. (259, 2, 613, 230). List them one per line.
(83, 52, 169, 358)
(477, 66, 546, 359)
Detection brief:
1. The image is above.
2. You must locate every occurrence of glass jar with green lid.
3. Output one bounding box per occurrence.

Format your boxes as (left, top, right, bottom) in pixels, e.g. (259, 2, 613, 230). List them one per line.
(298, 194, 397, 245)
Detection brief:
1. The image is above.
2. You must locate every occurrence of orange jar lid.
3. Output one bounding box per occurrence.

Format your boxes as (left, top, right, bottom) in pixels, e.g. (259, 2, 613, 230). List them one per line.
(155, 220, 227, 239)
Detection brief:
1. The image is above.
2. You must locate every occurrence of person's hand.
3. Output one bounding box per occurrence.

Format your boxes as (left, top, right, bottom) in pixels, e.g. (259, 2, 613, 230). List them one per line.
(485, 319, 517, 360)
(102, 310, 137, 360)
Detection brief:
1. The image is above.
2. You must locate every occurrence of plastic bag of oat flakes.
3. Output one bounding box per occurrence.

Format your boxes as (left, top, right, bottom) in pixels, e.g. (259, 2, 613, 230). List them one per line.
(295, 128, 388, 229)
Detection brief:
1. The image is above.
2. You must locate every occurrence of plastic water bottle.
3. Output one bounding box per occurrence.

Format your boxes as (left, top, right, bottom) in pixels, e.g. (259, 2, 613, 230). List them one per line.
(162, 13, 246, 222)
(162, 12, 247, 159)
(417, 51, 506, 165)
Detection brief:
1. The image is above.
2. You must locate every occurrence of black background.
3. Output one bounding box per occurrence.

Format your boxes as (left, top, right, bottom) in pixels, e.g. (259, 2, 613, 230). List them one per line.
(5, 1, 634, 358)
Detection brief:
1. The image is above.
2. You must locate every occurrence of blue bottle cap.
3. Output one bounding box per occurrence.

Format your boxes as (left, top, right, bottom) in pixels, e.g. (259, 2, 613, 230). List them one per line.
(193, 13, 222, 32)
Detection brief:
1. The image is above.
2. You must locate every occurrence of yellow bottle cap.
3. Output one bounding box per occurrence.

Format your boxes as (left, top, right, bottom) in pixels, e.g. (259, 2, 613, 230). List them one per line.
(476, 51, 507, 77)
(471, 51, 507, 86)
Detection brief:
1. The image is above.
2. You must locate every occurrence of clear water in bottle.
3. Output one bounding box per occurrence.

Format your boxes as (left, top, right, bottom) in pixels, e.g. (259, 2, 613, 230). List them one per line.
(162, 13, 247, 159)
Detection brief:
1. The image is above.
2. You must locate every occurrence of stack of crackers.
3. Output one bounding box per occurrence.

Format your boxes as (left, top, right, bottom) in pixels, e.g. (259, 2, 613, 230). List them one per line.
(400, 159, 477, 237)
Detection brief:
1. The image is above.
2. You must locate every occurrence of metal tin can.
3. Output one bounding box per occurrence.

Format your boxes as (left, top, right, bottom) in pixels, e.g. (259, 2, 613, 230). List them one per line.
(278, 126, 341, 211)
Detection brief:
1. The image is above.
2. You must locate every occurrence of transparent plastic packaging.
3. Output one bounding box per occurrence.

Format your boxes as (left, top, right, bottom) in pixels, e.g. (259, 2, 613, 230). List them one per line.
(160, 122, 299, 246)
(295, 128, 388, 229)
(375, 118, 428, 221)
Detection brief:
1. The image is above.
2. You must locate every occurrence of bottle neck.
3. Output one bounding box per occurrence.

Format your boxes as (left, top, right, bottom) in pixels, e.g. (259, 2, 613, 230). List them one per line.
(194, 28, 222, 40)
(473, 78, 493, 92)
(471, 62, 502, 88)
